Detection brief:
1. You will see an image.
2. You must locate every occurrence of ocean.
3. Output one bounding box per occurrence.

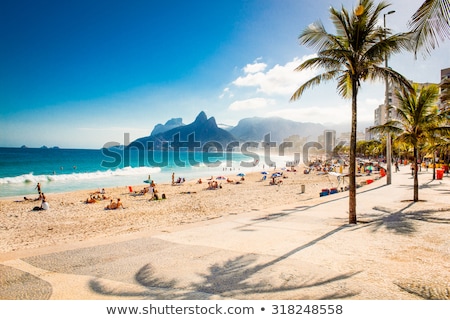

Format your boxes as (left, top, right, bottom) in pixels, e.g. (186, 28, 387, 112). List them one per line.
(0, 147, 293, 198)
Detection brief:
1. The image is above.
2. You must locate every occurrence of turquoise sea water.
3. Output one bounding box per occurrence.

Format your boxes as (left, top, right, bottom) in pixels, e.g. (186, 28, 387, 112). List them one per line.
(0, 147, 289, 198)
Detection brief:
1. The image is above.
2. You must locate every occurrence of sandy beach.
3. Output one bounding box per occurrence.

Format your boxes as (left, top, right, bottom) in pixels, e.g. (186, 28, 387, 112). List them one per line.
(1, 164, 449, 300)
(0, 165, 363, 254)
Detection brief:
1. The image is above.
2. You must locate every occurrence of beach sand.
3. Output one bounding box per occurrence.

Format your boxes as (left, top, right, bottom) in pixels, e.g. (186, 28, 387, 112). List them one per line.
(0, 166, 358, 253)
(1, 165, 449, 300)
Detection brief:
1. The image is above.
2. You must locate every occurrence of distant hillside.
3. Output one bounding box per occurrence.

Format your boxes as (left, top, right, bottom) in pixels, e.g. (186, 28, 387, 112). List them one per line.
(230, 117, 325, 142)
(129, 111, 237, 149)
(150, 118, 185, 136)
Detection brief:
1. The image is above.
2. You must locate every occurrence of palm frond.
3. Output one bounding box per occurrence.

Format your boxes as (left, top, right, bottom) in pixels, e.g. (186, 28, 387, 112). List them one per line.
(367, 65, 414, 93)
(408, 0, 450, 57)
(294, 56, 343, 73)
(290, 70, 341, 101)
(336, 73, 352, 98)
(299, 21, 344, 53)
(369, 120, 404, 135)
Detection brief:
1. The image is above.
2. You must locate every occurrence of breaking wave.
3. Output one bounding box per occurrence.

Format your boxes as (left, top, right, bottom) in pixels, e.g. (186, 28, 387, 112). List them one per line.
(0, 166, 161, 184)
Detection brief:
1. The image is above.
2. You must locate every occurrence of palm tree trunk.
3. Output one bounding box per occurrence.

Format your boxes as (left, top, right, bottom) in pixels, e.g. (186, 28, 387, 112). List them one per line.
(348, 80, 358, 224)
(413, 146, 419, 202)
(432, 152, 436, 180)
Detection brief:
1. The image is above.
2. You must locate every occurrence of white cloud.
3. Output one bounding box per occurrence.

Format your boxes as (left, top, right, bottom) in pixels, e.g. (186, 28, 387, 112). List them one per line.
(224, 55, 390, 126)
(243, 60, 267, 74)
(232, 55, 318, 96)
(219, 87, 234, 99)
(228, 98, 275, 111)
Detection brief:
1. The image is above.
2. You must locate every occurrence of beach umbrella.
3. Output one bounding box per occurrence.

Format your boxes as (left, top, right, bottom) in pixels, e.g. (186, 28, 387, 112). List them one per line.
(216, 176, 227, 180)
(143, 174, 152, 184)
(237, 173, 245, 177)
(261, 171, 268, 175)
(272, 173, 281, 177)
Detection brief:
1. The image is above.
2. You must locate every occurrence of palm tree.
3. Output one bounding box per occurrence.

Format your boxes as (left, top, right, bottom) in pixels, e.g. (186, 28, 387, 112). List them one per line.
(392, 140, 412, 162)
(370, 84, 450, 201)
(290, 0, 412, 224)
(409, 0, 450, 57)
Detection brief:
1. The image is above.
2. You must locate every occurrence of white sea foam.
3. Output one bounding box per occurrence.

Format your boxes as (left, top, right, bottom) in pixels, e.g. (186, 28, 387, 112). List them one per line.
(0, 166, 161, 184)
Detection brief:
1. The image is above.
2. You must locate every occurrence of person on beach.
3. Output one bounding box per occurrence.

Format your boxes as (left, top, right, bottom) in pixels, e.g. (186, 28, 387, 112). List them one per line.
(105, 198, 124, 209)
(149, 185, 154, 198)
(32, 198, 49, 211)
(116, 198, 124, 209)
(105, 199, 116, 210)
(172, 172, 175, 185)
(41, 199, 49, 210)
(35, 183, 42, 198)
(86, 196, 97, 204)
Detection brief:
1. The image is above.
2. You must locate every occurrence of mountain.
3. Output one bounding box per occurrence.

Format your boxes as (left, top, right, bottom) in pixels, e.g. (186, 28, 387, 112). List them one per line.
(150, 118, 184, 136)
(217, 123, 234, 131)
(229, 116, 325, 143)
(129, 111, 237, 149)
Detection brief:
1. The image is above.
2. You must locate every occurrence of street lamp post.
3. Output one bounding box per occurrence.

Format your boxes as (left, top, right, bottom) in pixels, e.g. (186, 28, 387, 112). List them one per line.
(384, 10, 395, 185)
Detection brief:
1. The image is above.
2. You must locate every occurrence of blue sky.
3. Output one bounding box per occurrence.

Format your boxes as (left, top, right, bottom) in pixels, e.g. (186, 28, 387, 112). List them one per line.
(1, 0, 449, 148)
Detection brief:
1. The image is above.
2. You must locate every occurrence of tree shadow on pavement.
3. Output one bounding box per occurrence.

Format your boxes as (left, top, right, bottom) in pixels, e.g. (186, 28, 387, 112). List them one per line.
(247, 184, 388, 227)
(355, 201, 450, 234)
(90, 225, 361, 300)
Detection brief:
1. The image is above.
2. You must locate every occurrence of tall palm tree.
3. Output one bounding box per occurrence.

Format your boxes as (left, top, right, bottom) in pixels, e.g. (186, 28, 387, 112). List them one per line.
(370, 84, 450, 201)
(290, 0, 412, 224)
(409, 0, 450, 57)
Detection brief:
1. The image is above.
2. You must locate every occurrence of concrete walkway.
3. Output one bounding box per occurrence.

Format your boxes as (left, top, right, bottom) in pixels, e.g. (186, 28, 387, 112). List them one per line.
(1, 168, 449, 300)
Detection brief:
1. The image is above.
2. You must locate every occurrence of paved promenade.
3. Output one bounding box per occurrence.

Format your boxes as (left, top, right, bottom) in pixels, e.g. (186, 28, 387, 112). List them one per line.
(1, 168, 449, 300)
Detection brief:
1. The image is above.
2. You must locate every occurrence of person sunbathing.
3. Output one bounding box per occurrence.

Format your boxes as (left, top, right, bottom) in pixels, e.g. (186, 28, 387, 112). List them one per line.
(134, 187, 148, 195)
(105, 199, 117, 210)
(86, 196, 97, 204)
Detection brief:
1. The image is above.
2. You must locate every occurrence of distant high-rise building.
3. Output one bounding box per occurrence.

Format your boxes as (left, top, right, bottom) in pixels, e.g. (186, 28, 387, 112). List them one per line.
(371, 85, 400, 140)
(324, 130, 335, 152)
(440, 67, 450, 111)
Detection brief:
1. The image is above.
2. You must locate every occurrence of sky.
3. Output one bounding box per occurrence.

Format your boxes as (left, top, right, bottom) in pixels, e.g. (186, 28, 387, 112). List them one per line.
(1, 0, 449, 149)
